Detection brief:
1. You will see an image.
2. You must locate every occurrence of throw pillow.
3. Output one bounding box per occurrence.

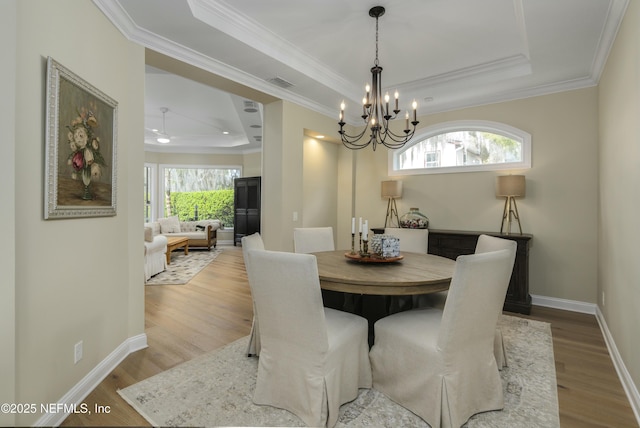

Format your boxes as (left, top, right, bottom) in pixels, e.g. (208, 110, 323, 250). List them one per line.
(158, 216, 181, 234)
(144, 227, 154, 242)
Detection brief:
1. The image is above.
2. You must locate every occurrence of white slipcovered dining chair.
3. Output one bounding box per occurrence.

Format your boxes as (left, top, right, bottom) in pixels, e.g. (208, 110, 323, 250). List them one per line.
(384, 227, 429, 313)
(293, 226, 335, 254)
(423, 234, 517, 368)
(369, 248, 516, 428)
(384, 227, 429, 253)
(241, 232, 265, 357)
(246, 249, 372, 427)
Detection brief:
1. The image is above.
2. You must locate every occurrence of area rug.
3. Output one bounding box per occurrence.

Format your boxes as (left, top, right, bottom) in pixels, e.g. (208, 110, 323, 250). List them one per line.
(118, 315, 559, 427)
(145, 249, 222, 285)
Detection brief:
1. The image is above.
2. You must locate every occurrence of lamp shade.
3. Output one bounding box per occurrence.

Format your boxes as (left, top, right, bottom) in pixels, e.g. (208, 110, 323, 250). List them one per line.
(381, 180, 403, 198)
(496, 175, 525, 197)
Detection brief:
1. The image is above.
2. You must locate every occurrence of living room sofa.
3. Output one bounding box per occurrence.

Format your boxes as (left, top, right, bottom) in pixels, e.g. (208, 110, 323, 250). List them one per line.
(144, 223, 167, 281)
(152, 216, 222, 250)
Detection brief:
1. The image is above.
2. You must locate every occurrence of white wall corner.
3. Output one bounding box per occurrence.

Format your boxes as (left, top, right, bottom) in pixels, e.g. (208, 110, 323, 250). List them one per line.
(34, 333, 148, 427)
(595, 307, 640, 426)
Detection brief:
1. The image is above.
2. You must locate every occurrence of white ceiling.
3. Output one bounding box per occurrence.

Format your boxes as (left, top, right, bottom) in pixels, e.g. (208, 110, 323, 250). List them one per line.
(93, 0, 628, 154)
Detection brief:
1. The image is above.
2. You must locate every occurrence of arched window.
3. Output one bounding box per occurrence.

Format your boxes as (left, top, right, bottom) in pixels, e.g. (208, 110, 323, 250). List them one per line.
(388, 120, 531, 175)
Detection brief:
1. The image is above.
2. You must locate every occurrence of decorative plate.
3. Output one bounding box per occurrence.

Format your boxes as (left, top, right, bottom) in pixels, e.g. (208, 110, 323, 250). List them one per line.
(344, 252, 404, 263)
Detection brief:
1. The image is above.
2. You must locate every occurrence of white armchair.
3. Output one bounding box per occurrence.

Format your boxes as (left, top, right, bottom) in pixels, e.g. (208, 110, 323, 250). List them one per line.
(144, 224, 167, 281)
(370, 248, 516, 427)
(246, 249, 372, 427)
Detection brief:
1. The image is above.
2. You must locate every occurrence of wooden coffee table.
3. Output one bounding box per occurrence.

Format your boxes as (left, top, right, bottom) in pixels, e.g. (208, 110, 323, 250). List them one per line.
(166, 236, 189, 265)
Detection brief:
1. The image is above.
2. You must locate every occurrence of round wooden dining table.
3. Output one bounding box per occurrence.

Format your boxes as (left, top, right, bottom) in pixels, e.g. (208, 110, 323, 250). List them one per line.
(313, 250, 456, 296)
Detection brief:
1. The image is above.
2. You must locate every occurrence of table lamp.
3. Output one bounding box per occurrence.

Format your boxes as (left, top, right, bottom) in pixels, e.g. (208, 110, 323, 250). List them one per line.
(382, 180, 402, 228)
(497, 175, 525, 235)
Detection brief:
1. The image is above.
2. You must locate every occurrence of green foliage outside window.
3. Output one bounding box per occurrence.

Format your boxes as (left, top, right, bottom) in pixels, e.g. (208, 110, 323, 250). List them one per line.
(168, 189, 234, 226)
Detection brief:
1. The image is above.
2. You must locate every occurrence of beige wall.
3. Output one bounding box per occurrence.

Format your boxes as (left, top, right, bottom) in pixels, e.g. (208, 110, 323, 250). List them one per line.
(10, 1, 145, 425)
(0, 2, 17, 425)
(337, 88, 600, 303)
(302, 137, 339, 233)
(598, 0, 640, 394)
(242, 151, 262, 177)
(261, 101, 339, 251)
(144, 151, 244, 167)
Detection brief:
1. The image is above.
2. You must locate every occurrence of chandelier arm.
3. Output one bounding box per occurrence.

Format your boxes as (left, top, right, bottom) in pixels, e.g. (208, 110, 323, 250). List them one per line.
(339, 126, 371, 144)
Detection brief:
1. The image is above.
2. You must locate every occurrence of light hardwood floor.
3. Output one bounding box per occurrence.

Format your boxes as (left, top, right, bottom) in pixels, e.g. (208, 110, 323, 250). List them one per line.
(62, 245, 638, 427)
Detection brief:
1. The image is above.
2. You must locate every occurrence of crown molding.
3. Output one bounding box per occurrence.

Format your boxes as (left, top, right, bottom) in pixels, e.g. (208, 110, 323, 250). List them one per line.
(94, 0, 628, 127)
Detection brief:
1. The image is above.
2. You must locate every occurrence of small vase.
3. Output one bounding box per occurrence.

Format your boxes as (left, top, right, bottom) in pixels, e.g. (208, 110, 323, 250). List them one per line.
(81, 169, 93, 200)
(400, 208, 429, 229)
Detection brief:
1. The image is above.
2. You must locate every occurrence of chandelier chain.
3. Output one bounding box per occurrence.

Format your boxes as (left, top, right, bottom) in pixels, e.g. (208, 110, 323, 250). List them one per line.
(374, 14, 379, 66)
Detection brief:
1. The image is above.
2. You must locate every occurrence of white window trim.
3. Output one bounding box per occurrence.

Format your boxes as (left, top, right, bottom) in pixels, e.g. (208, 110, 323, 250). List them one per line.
(388, 120, 531, 176)
(144, 163, 158, 222)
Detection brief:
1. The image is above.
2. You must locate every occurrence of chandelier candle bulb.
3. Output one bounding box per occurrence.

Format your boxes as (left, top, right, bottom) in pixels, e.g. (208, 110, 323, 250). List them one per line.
(385, 92, 390, 115)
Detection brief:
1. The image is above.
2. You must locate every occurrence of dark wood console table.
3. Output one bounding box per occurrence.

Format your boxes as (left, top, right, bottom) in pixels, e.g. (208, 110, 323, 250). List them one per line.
(371, 228, 532, 314)
(427, 229, 532, 314)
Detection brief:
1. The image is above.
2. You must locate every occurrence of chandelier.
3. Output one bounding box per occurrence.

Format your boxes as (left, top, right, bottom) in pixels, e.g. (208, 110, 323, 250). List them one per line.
(338, 6, 419, 151)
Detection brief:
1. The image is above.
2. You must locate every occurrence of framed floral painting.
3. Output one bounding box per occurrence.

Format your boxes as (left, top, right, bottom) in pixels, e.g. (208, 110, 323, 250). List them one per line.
(44, 57, 118, 219)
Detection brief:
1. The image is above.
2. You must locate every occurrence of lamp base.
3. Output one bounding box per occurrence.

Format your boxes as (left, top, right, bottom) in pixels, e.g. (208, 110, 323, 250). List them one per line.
(384, 198, 400, 228)
(500, 196, 523, 235)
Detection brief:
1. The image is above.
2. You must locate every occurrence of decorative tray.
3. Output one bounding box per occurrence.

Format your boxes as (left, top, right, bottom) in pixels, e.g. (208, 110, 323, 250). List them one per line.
(344, 252, 404, 263)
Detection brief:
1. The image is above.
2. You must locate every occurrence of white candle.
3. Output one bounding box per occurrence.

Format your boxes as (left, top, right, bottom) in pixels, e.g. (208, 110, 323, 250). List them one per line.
(359, 217, 363, 233)
(351, 217, 355, 234)
(363, 220, 368, 241)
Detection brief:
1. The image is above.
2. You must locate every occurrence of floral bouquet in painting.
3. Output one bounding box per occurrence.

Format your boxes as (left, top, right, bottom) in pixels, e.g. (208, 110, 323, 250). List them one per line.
(66, 102, 107, 199)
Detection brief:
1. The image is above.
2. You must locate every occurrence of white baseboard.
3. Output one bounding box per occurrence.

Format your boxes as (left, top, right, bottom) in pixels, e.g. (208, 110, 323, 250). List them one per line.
(531, 294, 596, 314)
(595, 307, 640, 425)
(35, 333, 147, 427)
(530, 294, 639, 425)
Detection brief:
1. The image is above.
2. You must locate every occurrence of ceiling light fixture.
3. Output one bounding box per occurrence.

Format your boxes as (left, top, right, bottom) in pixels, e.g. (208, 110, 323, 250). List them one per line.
(338, 6, 419, 151)
(156, 107, 170, 144)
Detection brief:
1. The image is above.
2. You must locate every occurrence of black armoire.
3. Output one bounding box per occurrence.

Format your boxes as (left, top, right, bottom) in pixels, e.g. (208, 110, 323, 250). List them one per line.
(233, 176, 261, 246)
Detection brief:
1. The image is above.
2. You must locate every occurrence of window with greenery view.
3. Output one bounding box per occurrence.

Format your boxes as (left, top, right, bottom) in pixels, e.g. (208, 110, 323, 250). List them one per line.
(160, 165, 241, 226)
(389, 120, 531, 175)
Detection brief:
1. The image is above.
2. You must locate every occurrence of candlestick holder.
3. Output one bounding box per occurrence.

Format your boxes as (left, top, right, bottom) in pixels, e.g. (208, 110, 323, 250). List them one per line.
(360, 239, 370, 257)
(350, 233, 356, 254)
(358, 232, 363, 253)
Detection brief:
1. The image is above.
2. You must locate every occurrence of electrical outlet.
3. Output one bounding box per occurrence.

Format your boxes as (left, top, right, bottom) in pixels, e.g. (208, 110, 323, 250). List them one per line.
(74, 341, 83, 364)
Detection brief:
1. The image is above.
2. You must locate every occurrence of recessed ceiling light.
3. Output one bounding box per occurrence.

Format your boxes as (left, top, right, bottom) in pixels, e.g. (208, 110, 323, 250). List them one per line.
(316, 135, 325, 139)
(424, 97, 434, 102)
(250, 124, 262, 128)
(223, 131, 229, 135)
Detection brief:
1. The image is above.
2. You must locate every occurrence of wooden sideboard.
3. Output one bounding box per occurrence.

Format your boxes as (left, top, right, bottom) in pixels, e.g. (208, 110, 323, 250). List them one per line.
(372, 228, 532, 314)
(427, 229, 532, 314)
